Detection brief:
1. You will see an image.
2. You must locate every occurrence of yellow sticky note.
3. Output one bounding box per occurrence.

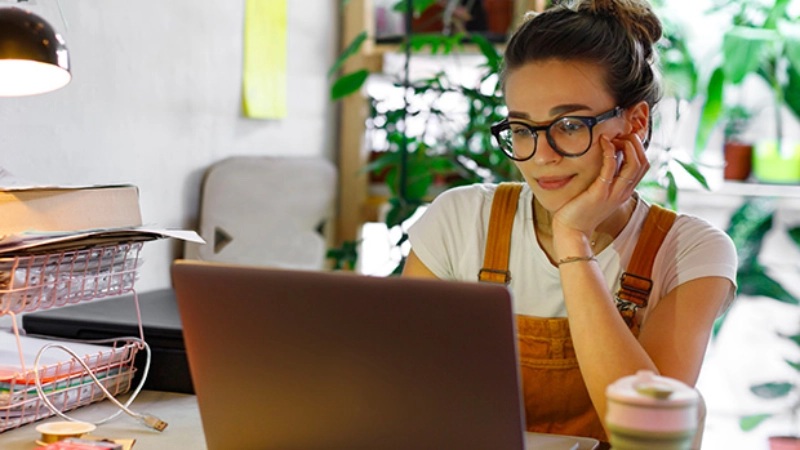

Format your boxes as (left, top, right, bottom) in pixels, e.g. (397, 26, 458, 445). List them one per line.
(242, 0, 287, 119)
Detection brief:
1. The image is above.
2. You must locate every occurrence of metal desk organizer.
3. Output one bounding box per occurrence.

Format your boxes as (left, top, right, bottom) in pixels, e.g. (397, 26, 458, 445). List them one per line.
(0, 242, 144, 432)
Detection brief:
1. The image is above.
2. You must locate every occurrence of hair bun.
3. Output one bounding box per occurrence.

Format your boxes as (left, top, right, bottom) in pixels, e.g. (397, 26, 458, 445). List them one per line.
(578, 0, 662, 51)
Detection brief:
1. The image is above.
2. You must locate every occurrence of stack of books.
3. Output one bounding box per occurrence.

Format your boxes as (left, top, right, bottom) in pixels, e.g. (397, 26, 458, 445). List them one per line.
(0, 177, 202, 432)
(0, 184, 200, 255)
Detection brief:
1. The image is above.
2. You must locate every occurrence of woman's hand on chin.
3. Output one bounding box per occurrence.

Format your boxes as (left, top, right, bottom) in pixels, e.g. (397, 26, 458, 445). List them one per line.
(551, 133, 649, 248)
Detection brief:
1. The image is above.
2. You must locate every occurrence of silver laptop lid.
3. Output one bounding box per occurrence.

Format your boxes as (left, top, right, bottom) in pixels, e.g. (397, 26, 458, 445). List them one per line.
(171, 260, 525, 450)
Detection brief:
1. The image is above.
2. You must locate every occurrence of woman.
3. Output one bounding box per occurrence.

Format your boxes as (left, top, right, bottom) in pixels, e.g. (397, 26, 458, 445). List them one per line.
(402, 0, 737, 445)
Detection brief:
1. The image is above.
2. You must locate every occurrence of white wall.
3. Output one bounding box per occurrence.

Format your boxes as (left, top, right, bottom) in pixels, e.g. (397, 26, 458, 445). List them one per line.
(0, 1, 339, 291)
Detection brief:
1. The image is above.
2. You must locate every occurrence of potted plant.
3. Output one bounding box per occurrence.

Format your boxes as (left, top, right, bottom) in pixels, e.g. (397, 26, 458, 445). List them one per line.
(327, 0, 528, 272)
(722, 104, 754, 181)
(694, 0, 800, 183)
(626, 0, 712, 208)
(721, 198, 800, 449)
(740, 360, 800, 450)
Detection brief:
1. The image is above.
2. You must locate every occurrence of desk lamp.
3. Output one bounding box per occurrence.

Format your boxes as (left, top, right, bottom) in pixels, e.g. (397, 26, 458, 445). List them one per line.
(0, 6, 70, 96)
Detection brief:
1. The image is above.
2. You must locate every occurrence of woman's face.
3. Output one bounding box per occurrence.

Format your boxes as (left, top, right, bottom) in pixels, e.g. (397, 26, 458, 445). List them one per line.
(503, 59, 629, 213)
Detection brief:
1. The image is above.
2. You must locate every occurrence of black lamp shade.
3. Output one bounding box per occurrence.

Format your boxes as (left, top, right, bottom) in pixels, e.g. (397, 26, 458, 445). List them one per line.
(0, 7, 70, 96)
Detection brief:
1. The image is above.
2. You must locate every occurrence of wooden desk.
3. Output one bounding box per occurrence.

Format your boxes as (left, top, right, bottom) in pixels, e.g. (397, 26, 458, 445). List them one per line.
(0, 391, 599, 449)
(0, 391, 206, 449)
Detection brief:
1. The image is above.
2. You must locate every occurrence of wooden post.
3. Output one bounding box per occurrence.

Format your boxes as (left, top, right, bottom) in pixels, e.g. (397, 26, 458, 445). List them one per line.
(335, 0, 374, 246)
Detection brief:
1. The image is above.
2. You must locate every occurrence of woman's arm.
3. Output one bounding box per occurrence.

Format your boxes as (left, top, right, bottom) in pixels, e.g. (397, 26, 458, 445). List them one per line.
(402, 249, 440, 279)
(551, 126, 734, 432)
(637, 277, 732, 385)
(559, 251, 732, 431)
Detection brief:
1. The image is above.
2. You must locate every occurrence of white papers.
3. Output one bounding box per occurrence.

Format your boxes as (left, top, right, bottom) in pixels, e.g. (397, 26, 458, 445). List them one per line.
(0, 168, 38, 189)
(0, 331, 130, 381)
(0, 367, 134, 419)
(0, 226, 204, 255)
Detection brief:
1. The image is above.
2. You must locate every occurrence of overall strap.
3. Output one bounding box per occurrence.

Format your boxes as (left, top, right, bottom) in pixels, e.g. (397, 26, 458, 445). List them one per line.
(478, 182, 523, 284)
(616, 203, 677, 330)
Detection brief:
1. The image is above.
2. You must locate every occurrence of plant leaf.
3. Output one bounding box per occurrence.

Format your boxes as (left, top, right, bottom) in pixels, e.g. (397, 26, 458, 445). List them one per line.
(695, 67, 724, 157)
(674, 159, 710, 190)
(470, 34, 502, 74)
(784, 23, 800, 74)
(785, 61, 800, 122)
(392, 0, 437, 16)
(787, 360, 800, 372)
(331, 69, 369, 100)
(723, 27, 778, 84)
(402, 163, 434, 201)
(737, 268, 799, 304)
(391, 257, 405, 276)
(740, 414, 772, 431)
(361, 151, 400, 175)
(764, 0, 791, 29)
(750, 382, 794, 399)
(665, 171, 678, 210)
(789, 226, 800, 249)
(726, 199, 774, 270)
(326, 239, 360, 270)
(405, 33, 464, 55)
(385, 198, 422, 228)
(659, 25, 699, 100)
(328, 31, 367, 79)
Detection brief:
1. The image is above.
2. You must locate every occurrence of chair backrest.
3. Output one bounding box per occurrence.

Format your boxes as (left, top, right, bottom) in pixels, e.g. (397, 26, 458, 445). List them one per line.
(184, 156, 337, 270)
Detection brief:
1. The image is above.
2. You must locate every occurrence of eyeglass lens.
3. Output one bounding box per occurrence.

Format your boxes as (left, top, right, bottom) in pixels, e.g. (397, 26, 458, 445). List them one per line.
(497, 117, 592, 159)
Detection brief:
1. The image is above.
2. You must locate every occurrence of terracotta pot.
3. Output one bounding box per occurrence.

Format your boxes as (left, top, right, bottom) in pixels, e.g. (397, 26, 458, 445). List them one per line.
(411, 3, 445, 33)
(367, 150, 391, 184)
(483, 0, 513, 35)
(769, 436, 800, 450)
(723, 141, 753, 181)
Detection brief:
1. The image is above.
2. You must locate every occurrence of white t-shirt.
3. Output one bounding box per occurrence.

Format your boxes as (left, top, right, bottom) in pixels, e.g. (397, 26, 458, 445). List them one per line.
(407, 183, 738, 324)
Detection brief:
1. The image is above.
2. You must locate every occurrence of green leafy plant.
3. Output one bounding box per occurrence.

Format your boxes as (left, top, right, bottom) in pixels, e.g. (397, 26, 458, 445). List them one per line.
(723, 104, 753, 144)
(627, 1, 710, 209)
(719, 198, 800, 438)
(695, 0, 800, 155)
(327, 0, 522, 273)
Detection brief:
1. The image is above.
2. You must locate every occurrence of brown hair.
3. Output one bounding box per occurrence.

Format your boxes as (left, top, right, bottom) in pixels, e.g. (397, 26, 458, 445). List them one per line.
(501, 0, 663, 144)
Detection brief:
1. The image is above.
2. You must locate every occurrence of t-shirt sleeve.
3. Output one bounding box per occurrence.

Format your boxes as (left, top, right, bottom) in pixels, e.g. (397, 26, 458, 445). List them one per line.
(657, 214, 738, 316)
(407, 185, 486, 280)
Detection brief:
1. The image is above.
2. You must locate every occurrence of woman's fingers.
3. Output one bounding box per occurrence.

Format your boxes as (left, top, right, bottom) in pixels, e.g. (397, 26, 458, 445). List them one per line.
(598, 136, 621, 186)
(611, 133, 649, 186)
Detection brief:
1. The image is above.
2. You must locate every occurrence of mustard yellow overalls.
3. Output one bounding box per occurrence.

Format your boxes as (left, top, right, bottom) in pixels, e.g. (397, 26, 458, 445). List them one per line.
(478, 183, 676, 445)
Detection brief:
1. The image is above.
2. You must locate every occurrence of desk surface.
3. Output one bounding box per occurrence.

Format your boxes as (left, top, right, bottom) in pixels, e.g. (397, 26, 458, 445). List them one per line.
(0, 391, 598, 449)
(0, 391, 206, 449)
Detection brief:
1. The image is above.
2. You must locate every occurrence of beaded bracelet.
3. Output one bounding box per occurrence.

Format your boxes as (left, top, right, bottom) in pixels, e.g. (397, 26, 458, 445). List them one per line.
(557, 255, 597, 266)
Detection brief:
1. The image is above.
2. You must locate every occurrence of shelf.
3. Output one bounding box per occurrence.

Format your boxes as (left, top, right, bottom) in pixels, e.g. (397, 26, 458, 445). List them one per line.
(371, 41, 505, 58)
(375, 32, 508, 46)
(684, 181, 800, 198)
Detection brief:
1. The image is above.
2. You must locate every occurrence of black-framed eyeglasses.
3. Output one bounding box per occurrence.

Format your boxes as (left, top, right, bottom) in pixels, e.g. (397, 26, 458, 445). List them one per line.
(490, 107, 623, 161)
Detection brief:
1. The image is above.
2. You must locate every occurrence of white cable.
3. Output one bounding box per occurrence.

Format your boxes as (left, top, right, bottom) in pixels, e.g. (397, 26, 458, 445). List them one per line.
(31, 337, 167, 431)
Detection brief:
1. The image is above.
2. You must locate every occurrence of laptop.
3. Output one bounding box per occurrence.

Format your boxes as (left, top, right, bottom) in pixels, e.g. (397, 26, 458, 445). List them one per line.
(171, 260, 599, 450)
